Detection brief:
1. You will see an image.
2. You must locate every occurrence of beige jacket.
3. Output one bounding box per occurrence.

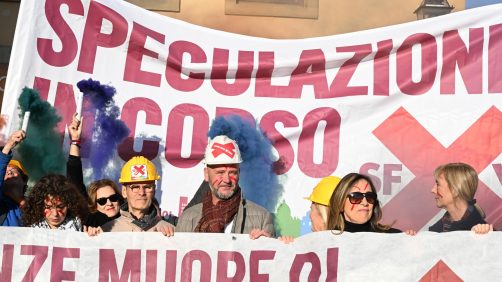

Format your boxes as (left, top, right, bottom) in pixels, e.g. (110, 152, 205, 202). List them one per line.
(176, 198, 275, 236)
(101, 210, 173, 232)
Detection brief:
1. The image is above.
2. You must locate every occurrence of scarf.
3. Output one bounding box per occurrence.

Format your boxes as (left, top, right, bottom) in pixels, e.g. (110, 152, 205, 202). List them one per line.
(121, 202, 161, 231)
(195, 187, 241, 233)
(32, 216, 82, 231)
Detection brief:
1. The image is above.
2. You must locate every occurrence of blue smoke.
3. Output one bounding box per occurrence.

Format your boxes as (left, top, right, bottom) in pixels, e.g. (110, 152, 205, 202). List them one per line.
(77, 79, 129, 181)
(208, 115, 282, 212)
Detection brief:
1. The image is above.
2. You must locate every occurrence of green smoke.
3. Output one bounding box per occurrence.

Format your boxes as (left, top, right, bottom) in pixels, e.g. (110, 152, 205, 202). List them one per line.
(16, 87, 65, 182)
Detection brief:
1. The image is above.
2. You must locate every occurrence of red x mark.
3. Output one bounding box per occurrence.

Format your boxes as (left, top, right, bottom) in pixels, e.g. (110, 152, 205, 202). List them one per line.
(373, 106, 502, 230)
(211, 142, 236, 159)
(133, 165, 145, 175)
(419, 260, 462, 282)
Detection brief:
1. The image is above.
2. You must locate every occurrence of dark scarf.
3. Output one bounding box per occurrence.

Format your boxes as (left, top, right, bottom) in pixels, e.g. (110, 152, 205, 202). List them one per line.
(121, 202, 161, 231)
(343, 218, 401, 233)
(85, 211, 121, 228)
(344, 219, 373, 232)
(195, 187, 241, 233)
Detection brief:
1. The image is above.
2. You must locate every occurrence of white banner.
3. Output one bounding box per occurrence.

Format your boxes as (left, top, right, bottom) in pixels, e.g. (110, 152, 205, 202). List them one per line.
(0, 228, 500, 281)
(3, 0, 502, 233)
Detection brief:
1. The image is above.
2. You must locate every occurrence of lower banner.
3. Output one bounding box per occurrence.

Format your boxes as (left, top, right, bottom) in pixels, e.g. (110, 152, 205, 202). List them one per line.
(0, 227, 500, 281)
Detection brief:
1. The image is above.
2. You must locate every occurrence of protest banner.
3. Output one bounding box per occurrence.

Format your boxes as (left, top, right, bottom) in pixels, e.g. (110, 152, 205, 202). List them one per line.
(2, 0, 502, 233)
(0, 228, 500, 281)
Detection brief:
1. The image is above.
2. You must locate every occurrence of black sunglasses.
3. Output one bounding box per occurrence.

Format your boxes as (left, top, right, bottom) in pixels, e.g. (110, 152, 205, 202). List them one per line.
(96, 194, 121, 206)
(347, 192, 377, 205)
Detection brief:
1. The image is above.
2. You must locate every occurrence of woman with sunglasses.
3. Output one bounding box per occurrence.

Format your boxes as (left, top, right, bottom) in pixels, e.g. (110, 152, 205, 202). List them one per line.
(66, 113, 124, 232)
(84, 179, 124, 228)
(326, 173, 400, 233)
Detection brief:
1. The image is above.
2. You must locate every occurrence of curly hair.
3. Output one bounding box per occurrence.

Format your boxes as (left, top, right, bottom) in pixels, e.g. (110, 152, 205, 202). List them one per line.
(22, 174, 89, 227)
(327, 173, 394, 233)
(87, 179, 123, 213)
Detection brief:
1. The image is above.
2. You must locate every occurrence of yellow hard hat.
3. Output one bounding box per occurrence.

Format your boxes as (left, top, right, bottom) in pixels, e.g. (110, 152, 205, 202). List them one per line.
(305, 176, 341, 206)
(119, 156, 160, 183)
(8, 160, 28, 176)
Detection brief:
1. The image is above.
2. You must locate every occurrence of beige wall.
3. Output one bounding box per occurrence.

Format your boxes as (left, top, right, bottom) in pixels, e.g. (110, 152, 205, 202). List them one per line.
(0, 1, 466, 43)
(0, 0, 466, 110)
(159, 0, 465, 39)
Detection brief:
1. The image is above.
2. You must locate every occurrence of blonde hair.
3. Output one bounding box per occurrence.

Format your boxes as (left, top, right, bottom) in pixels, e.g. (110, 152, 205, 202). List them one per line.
(434, 163, 485, 218)
(327, 173, 393, 233)
(312, 202, 330, 229)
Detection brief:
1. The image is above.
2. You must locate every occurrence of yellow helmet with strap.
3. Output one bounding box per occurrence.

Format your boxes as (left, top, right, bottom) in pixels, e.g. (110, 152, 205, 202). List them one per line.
(119, 156, 160, 183)
(305, 176, 341, 206)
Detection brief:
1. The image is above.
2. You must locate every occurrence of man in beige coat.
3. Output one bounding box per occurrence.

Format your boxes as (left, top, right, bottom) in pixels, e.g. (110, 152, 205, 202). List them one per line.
(176, 135, 275, 238)
(101, 156, 174, 236)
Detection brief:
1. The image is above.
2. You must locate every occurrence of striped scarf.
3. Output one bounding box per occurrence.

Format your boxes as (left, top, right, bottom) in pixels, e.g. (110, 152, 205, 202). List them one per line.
(195, 187, 241, 233)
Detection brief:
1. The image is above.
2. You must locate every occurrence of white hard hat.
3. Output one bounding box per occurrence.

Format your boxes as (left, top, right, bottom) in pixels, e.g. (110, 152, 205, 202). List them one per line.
(204, 135, 242, 165)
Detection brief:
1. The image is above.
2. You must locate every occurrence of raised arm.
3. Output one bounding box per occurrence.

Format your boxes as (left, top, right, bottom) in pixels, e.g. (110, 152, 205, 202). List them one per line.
(66, 113, 86, 197)
(0, 130, 25, 198)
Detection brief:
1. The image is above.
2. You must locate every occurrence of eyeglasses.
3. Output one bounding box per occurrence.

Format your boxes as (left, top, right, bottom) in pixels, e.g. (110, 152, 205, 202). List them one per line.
(127, 184, 155, 193)
(96, 194, 121, 206)
(347, 192, 377, 205)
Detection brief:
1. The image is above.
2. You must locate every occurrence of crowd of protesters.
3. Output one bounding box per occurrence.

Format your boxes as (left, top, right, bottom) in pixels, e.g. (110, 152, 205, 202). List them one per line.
(0, 114, 494, 240)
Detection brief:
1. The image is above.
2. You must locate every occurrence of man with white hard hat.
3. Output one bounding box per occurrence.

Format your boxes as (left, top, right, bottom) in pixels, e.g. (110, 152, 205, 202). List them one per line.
(176, 135, 275, 239)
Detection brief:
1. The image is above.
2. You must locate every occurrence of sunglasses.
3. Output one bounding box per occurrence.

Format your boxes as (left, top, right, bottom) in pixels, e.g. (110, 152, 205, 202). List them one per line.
(347, 192, 377, 205)
(96, 194, 121, 206)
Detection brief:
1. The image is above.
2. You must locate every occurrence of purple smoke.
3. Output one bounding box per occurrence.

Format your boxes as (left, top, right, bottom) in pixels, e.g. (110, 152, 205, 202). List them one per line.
(208, 115, 282, 212)
(77, 79, 129, 181)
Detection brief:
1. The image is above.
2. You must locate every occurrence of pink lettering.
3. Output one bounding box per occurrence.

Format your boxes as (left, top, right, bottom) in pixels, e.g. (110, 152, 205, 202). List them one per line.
(396, 33, 437, 95)
(249, 250, 275, 282)
(50, 247, 79, 282)
(165, 104, 209, 168)
(78, 2, 128, 74)
(180, 250, 211, 282)
(166, 41, 206, 91)
(297, 108, 341, 177)
(98, 249, 141, 282)
(124, 22, 165, 86)
(118, 98, 162, 161)
(21, 245, 49, 282)
(216, 251, 245, 282)
(37, 0, 84, 67)
(440, 28, 483, 94)
(211, 49, 254, 96)
(289, 252, 321, 282)
(330, 44, 372, 97)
